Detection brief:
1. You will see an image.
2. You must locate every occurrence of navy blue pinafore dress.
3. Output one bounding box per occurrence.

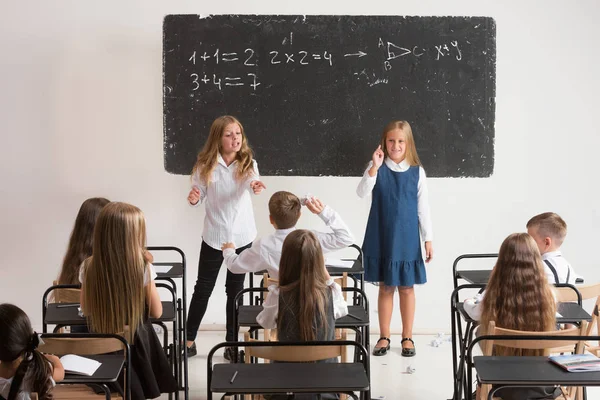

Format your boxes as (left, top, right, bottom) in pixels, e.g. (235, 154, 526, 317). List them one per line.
(362, 164, 426, 287)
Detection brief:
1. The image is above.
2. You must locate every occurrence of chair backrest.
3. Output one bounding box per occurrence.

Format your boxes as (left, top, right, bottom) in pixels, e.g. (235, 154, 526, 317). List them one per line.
(574, 283, 600, 335)
(479, 321, 587, 400)
(39, 336, 125, 356)
(553, 284, 581, 304)
(39, 327, 131, 355)
(51, 280, 81, 304)
(482, 320, 587, 357)
(244, 337, 345, 362)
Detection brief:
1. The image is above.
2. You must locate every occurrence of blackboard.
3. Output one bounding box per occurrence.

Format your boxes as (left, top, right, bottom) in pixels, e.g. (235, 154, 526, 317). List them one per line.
(163, 15, 496, 177)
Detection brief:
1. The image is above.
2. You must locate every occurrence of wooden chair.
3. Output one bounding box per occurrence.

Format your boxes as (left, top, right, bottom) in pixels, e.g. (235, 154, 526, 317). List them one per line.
(260, 274, 349, 361)
(48, 281, 82, 333)
(39, 332, 131, 400)
(51, 280, 81, 304)
(478, 320, 587, 400)
(242, 336, 349, 400)
(575, 283, 600, 355)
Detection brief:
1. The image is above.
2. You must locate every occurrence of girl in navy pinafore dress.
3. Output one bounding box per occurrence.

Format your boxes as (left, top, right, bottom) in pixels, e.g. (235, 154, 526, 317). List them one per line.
(356, 120, 433, 357)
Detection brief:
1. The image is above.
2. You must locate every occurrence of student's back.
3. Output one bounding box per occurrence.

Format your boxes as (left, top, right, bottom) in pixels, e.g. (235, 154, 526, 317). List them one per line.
(80, 202, 176, 399)
(477, 233, 559, 400)
(57, 197, 109, 285)
(257, 230, 348, 345)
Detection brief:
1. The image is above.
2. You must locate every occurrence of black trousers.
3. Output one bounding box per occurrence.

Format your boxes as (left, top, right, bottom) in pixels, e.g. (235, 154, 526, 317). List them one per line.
(186, 241, 250, 341)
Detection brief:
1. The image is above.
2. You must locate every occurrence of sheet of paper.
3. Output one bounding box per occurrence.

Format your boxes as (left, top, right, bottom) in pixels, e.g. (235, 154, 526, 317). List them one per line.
(60, 354, 102, 376)
(153, 265, 173, 274)
(325, 258, 354, 269)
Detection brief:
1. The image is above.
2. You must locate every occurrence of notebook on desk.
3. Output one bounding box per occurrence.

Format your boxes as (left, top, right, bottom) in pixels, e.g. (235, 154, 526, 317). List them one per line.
(60, 354, 102, 376)
(549, 353, 600, 372)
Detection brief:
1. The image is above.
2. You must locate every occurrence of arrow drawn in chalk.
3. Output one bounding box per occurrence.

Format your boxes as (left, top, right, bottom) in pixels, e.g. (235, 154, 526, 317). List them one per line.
(344, 51, 367, 58)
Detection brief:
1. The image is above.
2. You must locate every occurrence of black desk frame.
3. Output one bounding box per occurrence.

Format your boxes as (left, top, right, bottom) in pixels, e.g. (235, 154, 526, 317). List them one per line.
(149, 246, 189, 400)
(450, 282, 586, 400)
(41, 332, 131, 400)
(467, 334, 600, 400)
(207, 340, 370, 400)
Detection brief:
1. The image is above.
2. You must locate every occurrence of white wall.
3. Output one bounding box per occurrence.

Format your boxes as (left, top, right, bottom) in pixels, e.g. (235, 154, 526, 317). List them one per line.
(1, 0, 599, 334)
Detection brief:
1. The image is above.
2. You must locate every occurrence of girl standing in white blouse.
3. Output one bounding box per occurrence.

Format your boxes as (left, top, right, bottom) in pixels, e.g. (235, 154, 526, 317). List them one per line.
(185, 116, 266, 360)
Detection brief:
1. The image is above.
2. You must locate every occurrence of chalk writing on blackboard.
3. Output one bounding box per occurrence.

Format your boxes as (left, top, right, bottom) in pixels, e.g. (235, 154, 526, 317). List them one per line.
(182, 36, 467, 93)
(163, 15, 496, 178)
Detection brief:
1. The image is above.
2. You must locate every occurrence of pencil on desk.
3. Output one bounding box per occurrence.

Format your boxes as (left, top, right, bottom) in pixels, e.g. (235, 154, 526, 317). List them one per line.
(230, 370, 238, 384)
(347, 313, 361, 320)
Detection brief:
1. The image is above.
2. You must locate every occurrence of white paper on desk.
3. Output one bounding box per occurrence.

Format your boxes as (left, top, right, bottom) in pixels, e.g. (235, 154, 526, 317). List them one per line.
(154, 265, 173, 274)
(60, 354, 101, 376)
(556, 312, 563, 318)
(325, 258, 354, 269)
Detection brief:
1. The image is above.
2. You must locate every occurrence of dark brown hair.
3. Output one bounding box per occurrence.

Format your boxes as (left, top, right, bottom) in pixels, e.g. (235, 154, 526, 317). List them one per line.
(268, 191, 301, 229)
(58, 197, 110, 285)
(0, 304, 54, 400)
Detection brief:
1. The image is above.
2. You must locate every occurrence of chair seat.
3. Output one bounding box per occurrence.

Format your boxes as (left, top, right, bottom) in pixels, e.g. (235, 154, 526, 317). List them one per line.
(151, 301, 176, 322)
(238, 305, 263, 327)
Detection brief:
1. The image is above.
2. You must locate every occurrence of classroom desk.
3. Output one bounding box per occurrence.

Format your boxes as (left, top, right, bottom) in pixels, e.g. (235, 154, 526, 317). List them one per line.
(234, 287, 370, 361)
(450, 283, 590, 400)
(236, 305, 370, 349)
(249, 256, 366, 305)
(149, 245, 189, 400)
(43, 301, 177, 329)
(62, 354, 124, 384)
(207, 340, 370, 400)
(458, 269, 585, 285)
(467, 334, 600, 400)
(472, 356, 600, 400)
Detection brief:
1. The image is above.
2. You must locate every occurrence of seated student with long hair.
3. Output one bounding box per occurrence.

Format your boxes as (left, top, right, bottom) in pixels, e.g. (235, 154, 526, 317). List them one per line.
(467, 233, 560, 400)
(0, 303, 64, 400)
(257, 229, 348, 341)
(57, 197, 110, 285)
(257, 230, 348, 400)
(56, 197, 110, 333)
(79, 202, 176, 400)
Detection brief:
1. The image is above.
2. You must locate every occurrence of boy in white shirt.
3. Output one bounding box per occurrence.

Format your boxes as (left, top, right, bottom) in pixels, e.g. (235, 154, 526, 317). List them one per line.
(221, 191, 354, 279)
(526, 212, 580, 285)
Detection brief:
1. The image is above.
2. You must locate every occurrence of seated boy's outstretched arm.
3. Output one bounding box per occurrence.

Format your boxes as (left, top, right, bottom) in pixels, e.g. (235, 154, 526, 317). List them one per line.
(222, 240, 265, 274)
(306, 199, 354, 252)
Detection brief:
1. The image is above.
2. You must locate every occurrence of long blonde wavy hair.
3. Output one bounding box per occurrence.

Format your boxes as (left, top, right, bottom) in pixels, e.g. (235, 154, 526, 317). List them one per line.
(82, 202, 149, 337)
(380, 120, 422, 166)
(277, 230, 331, 341)
(480, 233, 557, 356)
(191, 115, 255, 185)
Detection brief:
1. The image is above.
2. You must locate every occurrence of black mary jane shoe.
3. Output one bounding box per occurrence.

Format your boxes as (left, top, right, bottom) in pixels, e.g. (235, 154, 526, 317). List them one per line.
(372, 337, 391, 356)
(401, 337, 416, 357)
